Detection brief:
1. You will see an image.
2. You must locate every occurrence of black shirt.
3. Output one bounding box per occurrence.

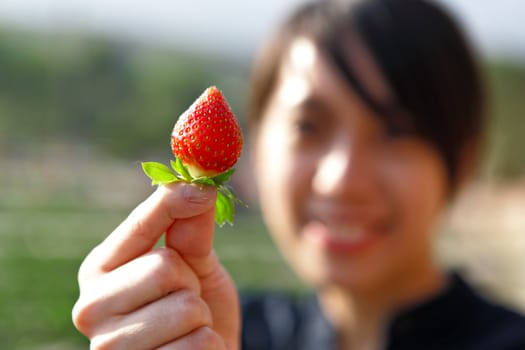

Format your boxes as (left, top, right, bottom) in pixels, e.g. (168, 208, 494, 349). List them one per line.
(241, 273, 525, 350)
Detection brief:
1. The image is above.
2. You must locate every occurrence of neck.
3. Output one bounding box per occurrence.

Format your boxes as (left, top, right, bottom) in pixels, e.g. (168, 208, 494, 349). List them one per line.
(318, 261, 448, 350)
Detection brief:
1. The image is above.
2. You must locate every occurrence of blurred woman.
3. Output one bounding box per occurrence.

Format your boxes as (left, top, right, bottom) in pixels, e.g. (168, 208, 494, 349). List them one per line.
(72, 0, 525, 349)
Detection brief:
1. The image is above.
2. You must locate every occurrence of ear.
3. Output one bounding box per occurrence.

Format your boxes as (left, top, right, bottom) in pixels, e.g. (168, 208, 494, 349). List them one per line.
(453, 137, 484, 191)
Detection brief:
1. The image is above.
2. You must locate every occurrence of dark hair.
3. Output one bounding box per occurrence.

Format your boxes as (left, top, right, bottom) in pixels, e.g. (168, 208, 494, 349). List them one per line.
(249, 0, 486, 191)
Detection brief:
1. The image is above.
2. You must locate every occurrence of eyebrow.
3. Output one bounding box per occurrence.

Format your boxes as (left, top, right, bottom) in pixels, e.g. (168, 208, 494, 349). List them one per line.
(331, 47, 395, 114)
(296, 96, 334, 117)
(298, 77, 415, 134)
(299, 96, 326, 110)
(321, 40, 420, 135)
(319, 30, 404, 117)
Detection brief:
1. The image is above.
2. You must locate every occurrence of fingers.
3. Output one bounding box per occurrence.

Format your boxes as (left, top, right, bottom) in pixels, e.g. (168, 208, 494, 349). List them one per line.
(88, 290, 215, 350)
(73, 248, 200, 331)
(80, 183, 216, 281)
(166, 205, 216, 257)
(72, 181, 239, 349)
(165, 200, 241, 348)
(156, 327, 227, 350)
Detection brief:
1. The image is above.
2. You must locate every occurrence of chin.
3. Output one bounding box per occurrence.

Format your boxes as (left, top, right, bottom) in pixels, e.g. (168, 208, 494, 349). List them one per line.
(292, 248, 388, 293)
(286, 224, 391, 291)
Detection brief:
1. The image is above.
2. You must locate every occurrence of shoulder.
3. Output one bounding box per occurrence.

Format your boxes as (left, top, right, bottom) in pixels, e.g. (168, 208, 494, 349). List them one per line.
(465, 286, 525, 350)
(241, 293, 298, 343)
(240, 292, 334, 350)
(387, 272, 525, 350)
(430, 273, 525, 349)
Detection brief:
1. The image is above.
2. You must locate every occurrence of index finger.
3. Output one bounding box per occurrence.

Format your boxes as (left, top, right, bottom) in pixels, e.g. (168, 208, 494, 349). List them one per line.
(81, 182, 216, 277)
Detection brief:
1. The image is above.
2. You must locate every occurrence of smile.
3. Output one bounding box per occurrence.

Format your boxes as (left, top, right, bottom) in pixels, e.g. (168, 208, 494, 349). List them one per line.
(303, 220, 385, 254)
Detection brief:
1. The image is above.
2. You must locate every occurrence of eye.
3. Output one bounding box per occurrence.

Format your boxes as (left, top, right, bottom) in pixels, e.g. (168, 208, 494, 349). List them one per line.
(384, 124, 411, 139)
(382, 110, 417, 140)
(295, 118, 318, 135)
(289, 97, 332, 141)
(290, 113, 328, 150)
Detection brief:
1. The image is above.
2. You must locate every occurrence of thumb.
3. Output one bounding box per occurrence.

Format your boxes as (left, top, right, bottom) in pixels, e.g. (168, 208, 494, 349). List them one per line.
(165, 187, 241, 349)
(164, 194, 232, 320)
(164, 187, 217, 274)
(165, 198, 215, 257)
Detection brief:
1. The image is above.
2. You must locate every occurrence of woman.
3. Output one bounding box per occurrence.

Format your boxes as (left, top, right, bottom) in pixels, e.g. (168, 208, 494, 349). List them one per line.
(72, 0, 525, 349)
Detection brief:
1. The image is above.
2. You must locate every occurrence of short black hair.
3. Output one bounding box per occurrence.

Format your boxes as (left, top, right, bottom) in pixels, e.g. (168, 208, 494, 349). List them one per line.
(249, 0, 486, 192)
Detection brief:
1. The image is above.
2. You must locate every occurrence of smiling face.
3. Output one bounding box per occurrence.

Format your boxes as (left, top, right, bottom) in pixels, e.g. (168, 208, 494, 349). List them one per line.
(253, 37, 449, 293)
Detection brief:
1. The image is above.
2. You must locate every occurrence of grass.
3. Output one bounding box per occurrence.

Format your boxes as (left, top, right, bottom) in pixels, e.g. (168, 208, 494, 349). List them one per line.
(0, 207, 303, 349)
(0, 150, 304, 349)
(0, 210, 102, 349)
(1, 147, 524, 349)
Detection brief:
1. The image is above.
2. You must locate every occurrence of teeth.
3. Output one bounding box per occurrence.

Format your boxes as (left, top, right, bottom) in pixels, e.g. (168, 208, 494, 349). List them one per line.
(330, 224, 365, 241)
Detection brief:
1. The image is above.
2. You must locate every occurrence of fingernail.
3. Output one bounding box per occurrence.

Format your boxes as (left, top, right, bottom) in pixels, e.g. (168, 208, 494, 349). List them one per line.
(181, 183, 215, 204)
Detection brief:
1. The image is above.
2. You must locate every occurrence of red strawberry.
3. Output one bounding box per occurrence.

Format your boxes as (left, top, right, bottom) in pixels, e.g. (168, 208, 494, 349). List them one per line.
(170, 86, 243, 178)
(141, 86, 244, 226)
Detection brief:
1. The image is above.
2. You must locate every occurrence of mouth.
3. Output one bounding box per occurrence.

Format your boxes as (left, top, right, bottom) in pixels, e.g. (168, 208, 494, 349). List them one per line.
(303, 218, 388, 254)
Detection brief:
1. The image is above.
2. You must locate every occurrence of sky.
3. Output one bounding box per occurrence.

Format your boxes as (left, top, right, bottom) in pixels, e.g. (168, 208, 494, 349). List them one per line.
(0, 0, 523, 61)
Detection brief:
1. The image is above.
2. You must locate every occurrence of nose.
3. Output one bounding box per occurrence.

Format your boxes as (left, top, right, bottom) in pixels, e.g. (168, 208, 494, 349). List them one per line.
(312, 139, 376, 203)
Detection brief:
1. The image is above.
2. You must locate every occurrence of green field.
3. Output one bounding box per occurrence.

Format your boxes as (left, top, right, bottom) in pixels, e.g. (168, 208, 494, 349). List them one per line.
(2, 151, 525, 349)
(0, 152, 304, 349)
(1, 27, 524, 349)
(0, 212, 302, 349)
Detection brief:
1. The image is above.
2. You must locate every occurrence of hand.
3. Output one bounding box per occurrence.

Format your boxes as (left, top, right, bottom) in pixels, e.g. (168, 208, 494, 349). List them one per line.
(72, 183, 240, 349)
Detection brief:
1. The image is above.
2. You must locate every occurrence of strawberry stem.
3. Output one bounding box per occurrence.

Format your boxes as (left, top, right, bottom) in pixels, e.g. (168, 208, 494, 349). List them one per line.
(141, 159, 244, 226)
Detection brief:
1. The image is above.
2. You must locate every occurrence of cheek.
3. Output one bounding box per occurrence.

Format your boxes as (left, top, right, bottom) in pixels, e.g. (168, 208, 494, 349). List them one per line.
(253, 122, 314, 242)
(380, 146, 448, 238)
(254, 126, 293, 197)
(254, 125, 298, 223)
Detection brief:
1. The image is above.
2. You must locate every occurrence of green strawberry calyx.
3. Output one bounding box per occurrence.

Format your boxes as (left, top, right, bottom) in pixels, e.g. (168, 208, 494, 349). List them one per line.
(141, 159, 245, 226)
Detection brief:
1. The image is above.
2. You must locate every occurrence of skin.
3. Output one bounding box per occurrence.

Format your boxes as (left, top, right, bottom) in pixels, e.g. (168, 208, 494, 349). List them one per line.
(73, 35, 464, 350)
(73, 183, 240, 349)
(253, 37, 450, 349)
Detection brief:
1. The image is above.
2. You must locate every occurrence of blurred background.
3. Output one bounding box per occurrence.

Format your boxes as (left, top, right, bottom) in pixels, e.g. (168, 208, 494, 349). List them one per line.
(0, 0, 524, 348)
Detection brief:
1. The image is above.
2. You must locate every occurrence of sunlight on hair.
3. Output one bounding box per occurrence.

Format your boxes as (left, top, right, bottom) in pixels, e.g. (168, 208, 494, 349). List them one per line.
(290, 37, 316, 69)
(279, 37, 317, 106)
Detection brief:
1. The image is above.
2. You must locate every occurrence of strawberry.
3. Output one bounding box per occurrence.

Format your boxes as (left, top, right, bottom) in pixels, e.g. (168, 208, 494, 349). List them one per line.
(171, 86, 243, 178)
(141, 86, 244, 226)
